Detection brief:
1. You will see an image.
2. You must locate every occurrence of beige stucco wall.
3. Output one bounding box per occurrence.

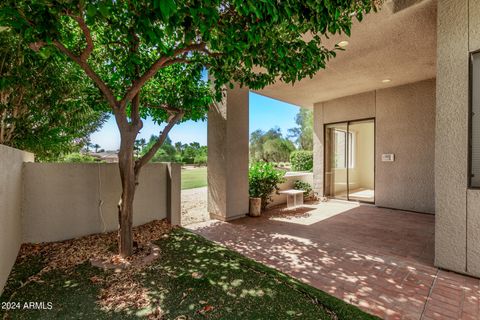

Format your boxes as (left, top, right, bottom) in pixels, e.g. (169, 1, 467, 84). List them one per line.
(313, 79, 436, 214)
(0, 145, 34, 294)
(376, 80, 436, 213)
(435, 0, 480, 277)
(22, 163, 177, 243)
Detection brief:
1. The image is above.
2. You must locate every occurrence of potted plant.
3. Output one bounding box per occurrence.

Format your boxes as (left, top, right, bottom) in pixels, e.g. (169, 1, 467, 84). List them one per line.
(248, 162, 285, 216)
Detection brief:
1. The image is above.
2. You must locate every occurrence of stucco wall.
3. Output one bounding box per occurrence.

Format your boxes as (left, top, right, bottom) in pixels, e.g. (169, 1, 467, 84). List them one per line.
(435, 0, 480, 277)
(376, 80, 436, 213)
(22, 162, 178, 243)
(0, 145, 34, 294)
(313, 79, 436, 214)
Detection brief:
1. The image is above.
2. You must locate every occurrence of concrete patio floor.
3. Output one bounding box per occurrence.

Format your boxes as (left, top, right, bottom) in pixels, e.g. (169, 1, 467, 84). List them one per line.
(187, 201, 480, 319)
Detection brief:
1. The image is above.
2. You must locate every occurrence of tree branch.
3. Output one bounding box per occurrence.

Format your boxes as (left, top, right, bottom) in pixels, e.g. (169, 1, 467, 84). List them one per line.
(120, 43, 207, 109)
(69, 14, 94, 62)
(29, 5, 117, 109)
(130, 92, 142, 128)
(134, 111, 184, 170)
(48, 41, 118, 109)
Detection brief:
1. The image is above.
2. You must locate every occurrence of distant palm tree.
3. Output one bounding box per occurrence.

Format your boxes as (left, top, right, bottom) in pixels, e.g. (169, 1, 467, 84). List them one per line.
(85, 141, 93, 152)
(93, 144, 101, 153)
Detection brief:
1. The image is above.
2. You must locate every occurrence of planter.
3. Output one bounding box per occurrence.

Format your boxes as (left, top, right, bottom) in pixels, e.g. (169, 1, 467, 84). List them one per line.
(249, 197, 262, 217)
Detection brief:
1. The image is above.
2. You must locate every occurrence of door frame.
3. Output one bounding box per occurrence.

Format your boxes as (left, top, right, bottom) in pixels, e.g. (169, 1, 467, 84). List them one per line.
(323, 117, 376, 204)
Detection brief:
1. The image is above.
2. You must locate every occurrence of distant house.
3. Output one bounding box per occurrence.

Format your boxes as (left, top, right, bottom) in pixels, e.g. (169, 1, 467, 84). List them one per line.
(89, 151, 118, 163)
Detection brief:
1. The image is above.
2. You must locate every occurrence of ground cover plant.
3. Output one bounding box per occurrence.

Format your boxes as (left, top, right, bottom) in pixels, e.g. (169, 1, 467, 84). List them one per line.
(0, 222, 378, 320)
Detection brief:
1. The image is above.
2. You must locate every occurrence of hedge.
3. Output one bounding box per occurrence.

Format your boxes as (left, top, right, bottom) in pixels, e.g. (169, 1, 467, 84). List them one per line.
(290, 150, 313, 171)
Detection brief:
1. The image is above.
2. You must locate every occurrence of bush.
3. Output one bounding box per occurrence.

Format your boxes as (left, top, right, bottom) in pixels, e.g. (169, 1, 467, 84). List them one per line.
(61, 153, 98, 163)
(293, 180, 313, 199)
(249, 162, 285, 210)
(290, 150, 313, 171)
(194, 154, 207, 166)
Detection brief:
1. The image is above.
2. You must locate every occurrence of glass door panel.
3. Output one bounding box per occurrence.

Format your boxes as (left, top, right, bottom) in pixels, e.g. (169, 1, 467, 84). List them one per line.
(325, 123, 349, 200)
(325, 119, 375, 203)
(347, 120, 375, 203)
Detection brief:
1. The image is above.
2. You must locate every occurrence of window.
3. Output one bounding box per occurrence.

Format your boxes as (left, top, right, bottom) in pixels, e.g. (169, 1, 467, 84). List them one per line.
(333, 129, 354, 169)
(471, 52, 480, 187)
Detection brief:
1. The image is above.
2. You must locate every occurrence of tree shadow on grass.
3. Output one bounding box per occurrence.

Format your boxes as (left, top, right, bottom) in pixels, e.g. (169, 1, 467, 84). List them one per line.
(1, 228, 376, 320)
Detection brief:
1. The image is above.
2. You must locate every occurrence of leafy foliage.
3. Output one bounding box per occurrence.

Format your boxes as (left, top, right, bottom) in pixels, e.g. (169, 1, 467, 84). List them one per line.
(194, 153, 207, 166)
(290, 150, 314, 172)
(0, 0, 380, 96)
(293, 180, 313, 199)
(0, 30, 107, 160)
(140, 135, 177, 162)
(0, 0, 380, 255)
(138, 136, 207, 164)
(250, 127, 295, 163)
(61, 152, 98, 163)
(249, 162, 285, 210)
(288, 108, 313, 150)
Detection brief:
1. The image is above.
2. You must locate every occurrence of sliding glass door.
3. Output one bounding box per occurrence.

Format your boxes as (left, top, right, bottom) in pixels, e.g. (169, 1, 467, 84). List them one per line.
(324, 119, 375, 203)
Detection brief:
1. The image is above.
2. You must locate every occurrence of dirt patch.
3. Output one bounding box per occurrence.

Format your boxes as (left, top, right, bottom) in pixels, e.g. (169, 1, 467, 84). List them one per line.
(13, 220, 173, 318)
(181, 187, 210, 225)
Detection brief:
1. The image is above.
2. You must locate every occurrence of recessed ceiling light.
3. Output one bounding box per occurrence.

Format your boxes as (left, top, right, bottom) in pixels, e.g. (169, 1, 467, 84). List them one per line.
(381, 79, 392, 83)
(337, 41, 349, 48)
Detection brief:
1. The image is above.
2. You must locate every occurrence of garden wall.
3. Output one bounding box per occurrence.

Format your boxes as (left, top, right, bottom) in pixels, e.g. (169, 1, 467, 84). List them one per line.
(0, 145, 34, 294)
(22, 162, 181, 243)
(0, 147, 180, 294)
(269, 172, 313, 207)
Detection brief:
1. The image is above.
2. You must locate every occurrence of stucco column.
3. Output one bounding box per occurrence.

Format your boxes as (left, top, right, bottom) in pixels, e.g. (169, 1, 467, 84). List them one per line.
(312, 103, 324, 196)
(207, 84, 249, 221)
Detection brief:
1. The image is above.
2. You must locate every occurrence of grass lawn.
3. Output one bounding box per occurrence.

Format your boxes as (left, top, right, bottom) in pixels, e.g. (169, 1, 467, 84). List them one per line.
(0, 228, 377, 320)
(181, 167, 207, 190)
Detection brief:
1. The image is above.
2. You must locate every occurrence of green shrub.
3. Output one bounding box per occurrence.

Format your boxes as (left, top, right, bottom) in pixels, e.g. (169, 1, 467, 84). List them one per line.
(293, 180, 313, 198)
(249, 162, 285, 210)
(194, 154, 207, 166)
(290, 150, 313, 171)
(61, 153, 97, 163)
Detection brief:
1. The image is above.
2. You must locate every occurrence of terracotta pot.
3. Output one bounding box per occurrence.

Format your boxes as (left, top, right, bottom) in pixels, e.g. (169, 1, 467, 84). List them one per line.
(249, 197, 262, 217)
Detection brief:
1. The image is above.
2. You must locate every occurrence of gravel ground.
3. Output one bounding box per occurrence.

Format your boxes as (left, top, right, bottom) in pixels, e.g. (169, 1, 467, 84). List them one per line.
(181, 187, 210, 226)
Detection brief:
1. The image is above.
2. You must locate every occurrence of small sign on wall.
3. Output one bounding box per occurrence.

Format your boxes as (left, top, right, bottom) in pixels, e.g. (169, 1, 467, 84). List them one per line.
(382, 154, 395, 162)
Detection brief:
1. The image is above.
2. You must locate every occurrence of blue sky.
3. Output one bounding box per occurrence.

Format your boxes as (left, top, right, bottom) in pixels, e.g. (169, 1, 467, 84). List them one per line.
(90, 92, 300, 150)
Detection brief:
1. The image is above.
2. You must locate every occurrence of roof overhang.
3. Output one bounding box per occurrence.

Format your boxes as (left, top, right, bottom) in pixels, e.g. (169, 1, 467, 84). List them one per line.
(254, 0, 437, 108)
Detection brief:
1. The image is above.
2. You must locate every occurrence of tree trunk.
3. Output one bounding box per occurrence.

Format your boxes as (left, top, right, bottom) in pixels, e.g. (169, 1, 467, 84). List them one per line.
(117, 130, 138, 257)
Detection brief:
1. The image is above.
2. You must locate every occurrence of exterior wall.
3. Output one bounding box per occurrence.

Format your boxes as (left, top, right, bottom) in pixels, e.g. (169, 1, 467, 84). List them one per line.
(208, 85, 249, 221)
(269, 172, 313, 207)
(313, 79, 436, 214)
(22, 163, 179, 243)
(376, 81, 436, 213)
(0, 145, 34, 294)
(435, 0, 480, 277)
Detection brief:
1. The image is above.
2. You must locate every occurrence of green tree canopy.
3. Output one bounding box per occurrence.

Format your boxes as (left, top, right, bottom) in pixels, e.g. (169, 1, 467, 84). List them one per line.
(0, 30, 107, 160)
(140, 135, 177, 162)
(288, 108, 313, 150)
(250, 127, 295, 163)
(0, 0, 380, 256)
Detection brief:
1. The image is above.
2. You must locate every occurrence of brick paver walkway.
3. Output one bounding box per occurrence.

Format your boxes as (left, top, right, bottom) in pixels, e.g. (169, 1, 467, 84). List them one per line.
(188, 201, 480, 319)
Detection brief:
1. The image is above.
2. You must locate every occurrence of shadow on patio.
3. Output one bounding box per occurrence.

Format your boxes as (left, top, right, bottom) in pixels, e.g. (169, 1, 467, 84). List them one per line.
(187, 201, 480, 319)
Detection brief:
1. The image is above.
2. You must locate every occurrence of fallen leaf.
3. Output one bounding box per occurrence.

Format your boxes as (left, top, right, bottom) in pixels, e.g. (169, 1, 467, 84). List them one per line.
(197, 305, 214, 315)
